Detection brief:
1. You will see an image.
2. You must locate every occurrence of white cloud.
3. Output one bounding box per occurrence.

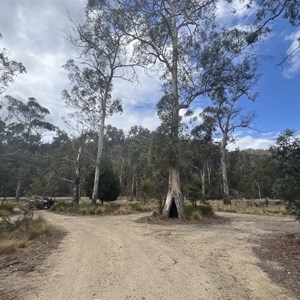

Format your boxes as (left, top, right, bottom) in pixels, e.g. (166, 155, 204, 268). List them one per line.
(112, 68, 162, 107)
(179, 107, 203, 126)
(283, 29, 300, 78)
(1, 0, 163, 135)
(216, 0, 256, 22)
(228, 135, 274, 151)
(107, 108, 160, 133)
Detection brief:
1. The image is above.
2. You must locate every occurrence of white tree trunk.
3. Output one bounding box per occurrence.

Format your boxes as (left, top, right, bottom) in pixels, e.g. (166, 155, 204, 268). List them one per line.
(15, 179, 22, 201)
(254, 180, 262, 199)
(161, 4, 185, 219)
(206, 161, 212, 186)
(221, 140, 231, 204)
(92, 113, 106, 204)
(73, 145, 82, 203)
(130, 164, 136, 201)
(200, 168, 205, 199)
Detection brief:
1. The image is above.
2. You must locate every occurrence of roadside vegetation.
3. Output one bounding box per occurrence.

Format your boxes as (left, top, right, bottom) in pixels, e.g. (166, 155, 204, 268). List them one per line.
(210, 200, 288, 217)
(49, 198, 288, 219)
(50, 199, 157, 216)
(0, 203, 52, 254)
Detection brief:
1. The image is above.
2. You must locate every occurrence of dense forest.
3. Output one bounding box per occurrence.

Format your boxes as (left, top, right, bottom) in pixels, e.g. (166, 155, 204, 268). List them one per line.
(1, 0, 300, 219)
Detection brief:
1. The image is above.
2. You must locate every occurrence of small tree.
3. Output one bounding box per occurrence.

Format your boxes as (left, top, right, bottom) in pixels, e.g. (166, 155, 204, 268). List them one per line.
(271, 129, 300, 219)
(85, 158, 121, 204)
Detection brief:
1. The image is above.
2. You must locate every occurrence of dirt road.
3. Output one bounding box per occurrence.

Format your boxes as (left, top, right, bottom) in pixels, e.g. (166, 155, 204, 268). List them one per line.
(20, 212, 300, 299)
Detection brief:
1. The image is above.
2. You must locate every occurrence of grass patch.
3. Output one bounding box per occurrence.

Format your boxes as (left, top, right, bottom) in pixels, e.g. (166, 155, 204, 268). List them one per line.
(0, 202, 17, 217)
(0, 215, 51, 254)
(209, 200, 289, 216)
(50, 199, 158, 216)
(185, 202, 215, 220)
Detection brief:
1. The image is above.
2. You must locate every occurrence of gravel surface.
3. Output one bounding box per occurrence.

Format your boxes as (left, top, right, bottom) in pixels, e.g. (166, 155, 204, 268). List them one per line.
(0, 211, 299, 300)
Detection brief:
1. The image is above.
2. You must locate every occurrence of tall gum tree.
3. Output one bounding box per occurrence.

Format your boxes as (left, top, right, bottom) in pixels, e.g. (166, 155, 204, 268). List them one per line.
(202, 54, 258, 204)
(4, 96, 56, 200)
(96, 0, 226, 218)
(64, 5, 135, 204)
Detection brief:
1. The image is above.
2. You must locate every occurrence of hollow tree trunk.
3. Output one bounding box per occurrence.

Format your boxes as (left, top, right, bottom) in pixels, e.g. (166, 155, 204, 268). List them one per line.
(73, 145, 82, 204)
(161, 4, 185, 219)
(221, 141, 231, 205)
(162, 166, 185, 219)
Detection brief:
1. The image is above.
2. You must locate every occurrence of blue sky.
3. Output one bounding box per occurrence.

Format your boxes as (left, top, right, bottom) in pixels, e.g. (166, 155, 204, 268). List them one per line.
(0, 0, 299, 149)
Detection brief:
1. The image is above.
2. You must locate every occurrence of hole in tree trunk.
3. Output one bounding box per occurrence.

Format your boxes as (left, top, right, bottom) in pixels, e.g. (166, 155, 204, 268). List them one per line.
(169, 199, 178, 219)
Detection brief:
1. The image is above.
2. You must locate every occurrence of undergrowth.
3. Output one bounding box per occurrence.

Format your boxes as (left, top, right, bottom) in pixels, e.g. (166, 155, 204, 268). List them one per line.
(50, 200, 158, 216)
(209, 200, 288, 216)
(185, 202, 215, 220)
(0, 213, 51, 254)
(0, 202, 17, 217)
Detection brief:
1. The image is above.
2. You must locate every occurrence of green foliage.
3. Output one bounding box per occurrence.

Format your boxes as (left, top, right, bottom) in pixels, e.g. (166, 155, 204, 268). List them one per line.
(185, 202, 215, 219)
(85, 158, 120, 201)
(50, 200, 156, 216)
(0, 33, 26, 94)
(0, 214, 50, 254)
(0, 97, 56, 198)
(140, 180, 155, 200)
(186, 182, 202, 203)
(0, 201, 16, 216)
(271, 130, 300, 219)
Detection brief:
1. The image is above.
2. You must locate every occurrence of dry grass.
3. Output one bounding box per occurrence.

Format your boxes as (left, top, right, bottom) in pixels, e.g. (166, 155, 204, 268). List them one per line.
(0, 215, 51, 254)
(50, 199, 158, 216)
(209, 200, 288, 216)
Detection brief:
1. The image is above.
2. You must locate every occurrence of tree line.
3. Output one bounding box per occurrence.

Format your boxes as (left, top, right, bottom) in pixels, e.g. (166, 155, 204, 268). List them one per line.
(1, 0, 299, 219)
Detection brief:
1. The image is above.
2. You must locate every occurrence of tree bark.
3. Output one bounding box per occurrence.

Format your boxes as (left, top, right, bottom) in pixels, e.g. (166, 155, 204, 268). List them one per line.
(15, 179, 22, 201)
(254, 180, 262, 199)
(92, 111, 106, 204)
(207, 161, 212, 186)
(221, 139, 231, 205)
(73, 145, 82, 204)
(162, 166, 185, 219)
(130, 164, 136, 201)
(161, 3, 185, 219)
(200, 168, 205, 200)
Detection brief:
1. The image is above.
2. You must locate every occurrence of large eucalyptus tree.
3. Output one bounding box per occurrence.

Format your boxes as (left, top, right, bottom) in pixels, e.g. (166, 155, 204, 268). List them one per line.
(90, 0, 225, 218)
(63, 4, 134, 204)
(202, 53, 258, 204)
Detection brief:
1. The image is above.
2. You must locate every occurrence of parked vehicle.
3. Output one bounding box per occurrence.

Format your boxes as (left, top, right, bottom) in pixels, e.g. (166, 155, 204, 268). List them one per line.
(30, 196, 55, 210)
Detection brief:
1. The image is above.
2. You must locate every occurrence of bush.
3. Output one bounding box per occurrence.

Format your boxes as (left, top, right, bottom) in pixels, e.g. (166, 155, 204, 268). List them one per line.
(271, 130, 300, 219)
(0, 212, 50, 254)
(0, 202, 16, 216)
(185, 202, 215, 219)
(85, 158, 121, 201)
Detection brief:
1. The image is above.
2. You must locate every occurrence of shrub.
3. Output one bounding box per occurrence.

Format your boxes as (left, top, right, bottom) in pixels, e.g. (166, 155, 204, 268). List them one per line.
(85, 158, 121, 201)
(198, 202, 214, 216)
(185, 202, 215, 219)
(0, 201, 17, 216)
(0, 213, 50, 254)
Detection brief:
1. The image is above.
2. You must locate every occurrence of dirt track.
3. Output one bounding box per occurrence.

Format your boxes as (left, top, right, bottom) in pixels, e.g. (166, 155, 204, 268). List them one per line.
(18, 212, 300, 299)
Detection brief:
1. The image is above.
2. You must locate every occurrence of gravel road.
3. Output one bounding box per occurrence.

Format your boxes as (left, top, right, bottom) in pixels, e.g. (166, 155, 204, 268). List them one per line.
(22, 212, 300, 300)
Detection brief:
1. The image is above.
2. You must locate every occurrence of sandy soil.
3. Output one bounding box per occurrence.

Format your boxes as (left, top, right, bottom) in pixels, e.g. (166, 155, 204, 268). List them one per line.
(2, 211, 300, 300)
